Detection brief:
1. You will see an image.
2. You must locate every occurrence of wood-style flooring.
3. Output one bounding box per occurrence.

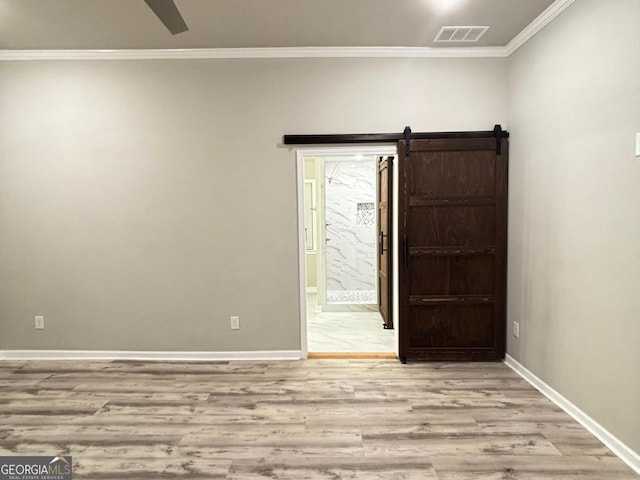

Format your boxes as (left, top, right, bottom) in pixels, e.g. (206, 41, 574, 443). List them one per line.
(0, 359, 637, 479)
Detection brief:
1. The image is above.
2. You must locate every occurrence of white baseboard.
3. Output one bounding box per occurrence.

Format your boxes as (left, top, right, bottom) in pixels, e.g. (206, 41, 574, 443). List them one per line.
(505, 354, 640, 475)
(0, 350, 303, 362)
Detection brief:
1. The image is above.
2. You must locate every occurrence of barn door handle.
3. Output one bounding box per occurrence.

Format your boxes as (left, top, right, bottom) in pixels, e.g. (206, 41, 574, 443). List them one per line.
(403, 237, 409, 267)
(380, 232, 387, 254)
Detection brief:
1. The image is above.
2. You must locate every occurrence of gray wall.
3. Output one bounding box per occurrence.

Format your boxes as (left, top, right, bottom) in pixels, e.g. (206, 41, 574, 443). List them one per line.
(0, 57, 507, 351)
(507, 0, 640, 454)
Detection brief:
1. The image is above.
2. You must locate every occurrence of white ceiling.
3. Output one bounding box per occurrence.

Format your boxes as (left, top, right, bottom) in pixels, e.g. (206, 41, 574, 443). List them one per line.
(0, 0, 557, 50)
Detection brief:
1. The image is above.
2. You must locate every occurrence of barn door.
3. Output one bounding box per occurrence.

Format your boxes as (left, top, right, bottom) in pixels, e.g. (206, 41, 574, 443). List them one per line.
(377, 156, 393, 329)
(398, 136, 508, 362)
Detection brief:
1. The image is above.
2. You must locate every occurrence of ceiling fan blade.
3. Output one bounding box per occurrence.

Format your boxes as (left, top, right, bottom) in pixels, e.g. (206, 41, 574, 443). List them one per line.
(144, 0, 188, 35)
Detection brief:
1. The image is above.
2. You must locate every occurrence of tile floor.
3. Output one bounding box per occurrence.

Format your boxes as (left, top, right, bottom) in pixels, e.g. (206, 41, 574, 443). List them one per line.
(306, 292, 395, 353)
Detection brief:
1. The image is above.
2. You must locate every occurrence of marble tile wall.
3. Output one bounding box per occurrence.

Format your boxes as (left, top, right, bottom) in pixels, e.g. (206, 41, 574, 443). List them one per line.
(324, 158, 377, 304)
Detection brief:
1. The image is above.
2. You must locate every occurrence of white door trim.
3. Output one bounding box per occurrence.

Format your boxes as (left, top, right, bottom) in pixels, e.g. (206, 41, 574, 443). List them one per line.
(296, 146, 397, 356)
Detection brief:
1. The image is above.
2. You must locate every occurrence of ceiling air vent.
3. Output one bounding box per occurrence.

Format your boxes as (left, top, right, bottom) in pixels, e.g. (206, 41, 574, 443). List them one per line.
(434, 26, 489, 43)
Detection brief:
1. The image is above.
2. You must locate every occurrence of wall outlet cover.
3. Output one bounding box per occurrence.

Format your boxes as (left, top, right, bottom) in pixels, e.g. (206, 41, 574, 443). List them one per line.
(35, 316, 44, 330)
(230, 316, 240, 330)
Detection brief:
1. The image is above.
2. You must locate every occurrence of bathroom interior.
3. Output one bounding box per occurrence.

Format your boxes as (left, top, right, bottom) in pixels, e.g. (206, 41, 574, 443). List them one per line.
(303, 154, 395, 353)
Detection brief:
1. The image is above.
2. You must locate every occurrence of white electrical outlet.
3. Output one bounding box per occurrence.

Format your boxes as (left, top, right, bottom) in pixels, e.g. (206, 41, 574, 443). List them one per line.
(230, 316, 240, 330)
(35, 316, 44, 330)
(635, 132, 640, 157)
(512, 321, 520, 338)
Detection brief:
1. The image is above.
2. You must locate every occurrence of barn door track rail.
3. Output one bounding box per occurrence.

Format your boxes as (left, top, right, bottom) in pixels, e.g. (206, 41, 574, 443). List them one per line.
(283, 125, 508, 156)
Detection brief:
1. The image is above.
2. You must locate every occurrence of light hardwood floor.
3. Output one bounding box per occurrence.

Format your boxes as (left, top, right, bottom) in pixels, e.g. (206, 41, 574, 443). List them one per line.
(0, 359, 637, 479)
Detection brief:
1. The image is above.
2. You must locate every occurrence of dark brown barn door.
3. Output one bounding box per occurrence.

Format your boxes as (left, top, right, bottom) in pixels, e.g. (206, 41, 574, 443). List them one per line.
(377, 156, 393, 329)
(398, 136, 508, 362)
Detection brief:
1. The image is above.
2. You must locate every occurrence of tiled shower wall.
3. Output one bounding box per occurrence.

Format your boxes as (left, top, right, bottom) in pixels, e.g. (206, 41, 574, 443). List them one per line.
(324, 158, 377, 304)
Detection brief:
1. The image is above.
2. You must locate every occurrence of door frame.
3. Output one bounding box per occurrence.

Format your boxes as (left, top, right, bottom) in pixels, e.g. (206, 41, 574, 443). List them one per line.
(296, 146, 397, 358)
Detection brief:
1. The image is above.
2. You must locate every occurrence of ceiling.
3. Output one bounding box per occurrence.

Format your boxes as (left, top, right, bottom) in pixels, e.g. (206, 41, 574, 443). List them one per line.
(0, 0, 557, 50)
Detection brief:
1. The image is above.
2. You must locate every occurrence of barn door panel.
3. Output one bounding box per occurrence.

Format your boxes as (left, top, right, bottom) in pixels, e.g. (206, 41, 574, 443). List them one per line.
(398, 136, 508, 362)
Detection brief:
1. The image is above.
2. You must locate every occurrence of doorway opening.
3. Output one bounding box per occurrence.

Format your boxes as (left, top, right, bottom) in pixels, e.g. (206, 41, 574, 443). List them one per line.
(296, 146, 399, 357)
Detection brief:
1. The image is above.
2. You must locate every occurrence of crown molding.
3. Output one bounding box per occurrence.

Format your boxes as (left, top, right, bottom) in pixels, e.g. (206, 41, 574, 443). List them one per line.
(0, 46, 508, 61)
(505, 0, 577, 56)
(0, 0, 574, 62)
